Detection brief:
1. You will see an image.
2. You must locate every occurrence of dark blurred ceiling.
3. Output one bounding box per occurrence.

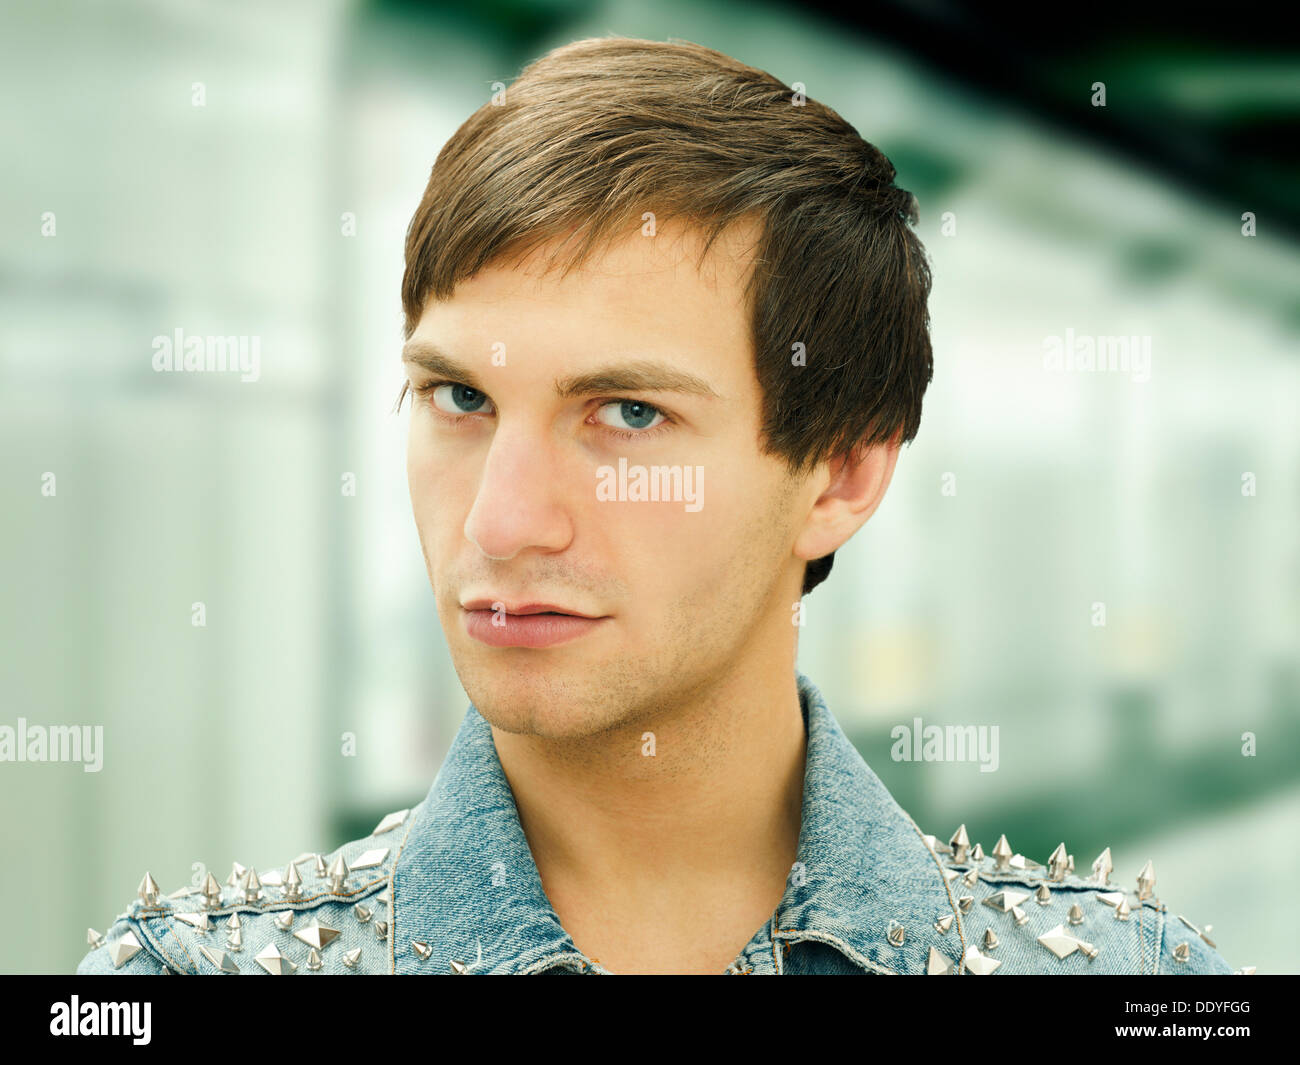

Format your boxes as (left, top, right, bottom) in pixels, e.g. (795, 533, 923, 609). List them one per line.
(373, 0, 1300, 240)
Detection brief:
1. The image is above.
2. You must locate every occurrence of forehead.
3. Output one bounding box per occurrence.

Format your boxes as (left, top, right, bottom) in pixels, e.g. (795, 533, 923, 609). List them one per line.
(411, 217, 762, 377)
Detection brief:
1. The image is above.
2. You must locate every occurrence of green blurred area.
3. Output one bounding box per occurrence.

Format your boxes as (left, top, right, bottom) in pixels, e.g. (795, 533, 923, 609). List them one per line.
(1, 0, 1296, 974)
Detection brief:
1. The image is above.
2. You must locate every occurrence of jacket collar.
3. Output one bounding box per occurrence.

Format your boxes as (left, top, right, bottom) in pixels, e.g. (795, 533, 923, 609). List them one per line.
(390, 671, 952, 974)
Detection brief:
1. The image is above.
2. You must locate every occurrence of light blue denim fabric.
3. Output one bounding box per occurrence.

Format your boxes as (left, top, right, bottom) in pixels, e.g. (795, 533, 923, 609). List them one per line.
(77, 671, 1236, 975)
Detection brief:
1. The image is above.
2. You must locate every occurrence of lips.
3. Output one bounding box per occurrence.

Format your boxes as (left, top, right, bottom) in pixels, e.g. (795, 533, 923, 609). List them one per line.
(460, 599, 602, 619)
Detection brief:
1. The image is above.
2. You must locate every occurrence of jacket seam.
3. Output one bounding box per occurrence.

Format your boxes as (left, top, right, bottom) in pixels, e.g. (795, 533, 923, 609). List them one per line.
(773, 929, 899, 974)
(898, 810, 966, 969)
(388, 801, 423, 975)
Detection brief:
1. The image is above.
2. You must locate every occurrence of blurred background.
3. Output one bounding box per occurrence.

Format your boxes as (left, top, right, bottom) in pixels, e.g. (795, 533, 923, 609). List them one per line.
(2, 0, 1296, 974)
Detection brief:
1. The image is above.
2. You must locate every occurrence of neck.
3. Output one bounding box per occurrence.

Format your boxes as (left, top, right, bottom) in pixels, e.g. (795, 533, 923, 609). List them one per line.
(491, 642, 808, 911)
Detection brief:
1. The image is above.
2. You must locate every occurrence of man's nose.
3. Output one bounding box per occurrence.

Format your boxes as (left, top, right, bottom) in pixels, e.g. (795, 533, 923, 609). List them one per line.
(463, 423, 574, 561)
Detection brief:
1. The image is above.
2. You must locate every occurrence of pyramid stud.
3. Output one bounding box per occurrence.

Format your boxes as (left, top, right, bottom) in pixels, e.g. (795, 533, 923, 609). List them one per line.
(1172, 942, 1190, 963)
(983, 928, 1000, 951)
(274, 910, 294, 931)
(354, 903, 372, 923)
(970, 842, 984, 864)
(991, 834, 1013, 872)
(886, 920, 905, 947)
(293, 917, 341, 951)
(1091, 847, 1113, 885)
(450, 959, 470, 973)
(87, 928, 105, 950)
(373, 808, 410, 835)
(1078, 941, 1099, 960)
(202, 872, 223, 909)
(412, 939, 432, 960)
(283, 861, 304, 901)
(1038, 923, 1086, 960)
(934, 914, 953, 934)
(1096, 891, 1126, 908)
(375, 920, 389, 941)
(225, 862, 246, 888)
(254, 942, 297, 975)
(341, 947, 361, 968)
(240, 866, 263, 904)
(198, 943, 239, 973)
(1035, 884, 1052, 905)
(375, 888, 391, 906)
(1115, 896, 1132, 921)
(1047, 843, 1070, 882)
(351, 847, 389, 870)
(226, 912, 243, 951)
(307, 947, 322, 971)
(1011, 904, 1029, 926)
(948, 824, 971, 864)
(108, 931, 142, 969)
(926, 946, 953, 975)
(1068, 903, 1084, 925)
(921, 834, 952, 856)
(983, 889, 1030, 912)
(327, 854, 349, 894)
(962, 868, 980, 888)
(1136, 859, 1156, 900)
(957, 895, 974, 913)
(175, 911, 212, 933)
(941, 867, 962, 885)
(962, 945, 1001, 975)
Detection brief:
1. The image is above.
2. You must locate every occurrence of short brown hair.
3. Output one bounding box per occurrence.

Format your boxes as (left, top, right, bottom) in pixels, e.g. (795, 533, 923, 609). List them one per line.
(401, 36, 933, 596)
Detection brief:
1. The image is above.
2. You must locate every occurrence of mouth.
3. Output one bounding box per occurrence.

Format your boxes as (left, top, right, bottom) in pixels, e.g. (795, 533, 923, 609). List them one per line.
(459, 600, 609, 648)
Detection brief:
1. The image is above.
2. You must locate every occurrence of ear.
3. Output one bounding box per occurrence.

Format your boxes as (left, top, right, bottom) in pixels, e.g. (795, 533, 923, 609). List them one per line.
(792, 430, 902, 564)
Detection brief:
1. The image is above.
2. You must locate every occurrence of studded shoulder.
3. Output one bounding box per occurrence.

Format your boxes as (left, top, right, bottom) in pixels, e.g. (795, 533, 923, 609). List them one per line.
(912, 825, 1247, 975)
(76, 805, 417, 975)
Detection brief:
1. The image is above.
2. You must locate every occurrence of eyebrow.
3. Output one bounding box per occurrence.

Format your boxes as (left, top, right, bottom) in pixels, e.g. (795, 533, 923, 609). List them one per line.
(401, 340, 721, 400)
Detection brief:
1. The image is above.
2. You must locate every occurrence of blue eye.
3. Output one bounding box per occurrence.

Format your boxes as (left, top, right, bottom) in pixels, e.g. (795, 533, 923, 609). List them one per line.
(596, 400, 665, 433)
(431, 383, 493, 415)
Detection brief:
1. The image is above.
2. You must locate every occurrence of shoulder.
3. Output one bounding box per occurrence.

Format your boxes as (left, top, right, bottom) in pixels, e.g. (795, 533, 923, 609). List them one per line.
(907, 823, 1244, 975)
(76, 805, 417, 975)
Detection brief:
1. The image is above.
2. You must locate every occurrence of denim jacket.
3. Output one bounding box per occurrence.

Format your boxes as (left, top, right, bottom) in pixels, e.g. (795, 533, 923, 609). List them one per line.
(77, 672, 1240, 975)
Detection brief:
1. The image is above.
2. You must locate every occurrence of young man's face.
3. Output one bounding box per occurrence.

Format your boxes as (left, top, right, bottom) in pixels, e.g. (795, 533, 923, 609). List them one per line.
(404, 218, 818, 738)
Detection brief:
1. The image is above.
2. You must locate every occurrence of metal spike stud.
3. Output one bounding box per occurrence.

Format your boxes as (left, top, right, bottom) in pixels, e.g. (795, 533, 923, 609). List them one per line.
(970, 842, 984, 864)
(225, 862, 246, 888)
(1091, 847, 1113, 885)
(313, 853, 328, 880)
(450, 959, 470, 974)
(926, 946, 953, 975)
(983, 889, 1030, 912)
(1173, 942, 1191, 963)
(108, 931, 142, 969)
(283, 861, 304, 901)
(202, 872, 223, 909)
(87, 928, 105, 949)
(1068, 903, 1084, 925)
(991, 834, 1013, 872)
(354, 903, 372, 923)
(934, 914, 954, 934)
(307, 947, 322, 971)
(1047, 843, 1070, 882)
(373, 808, 410, 835)
(137, 872, 160, 907)
(327, 854, 349, 894)
(1037, 924, 1093, 960)
(1136, 859, 1156, 901)
(240, 866, 262, 904)
(1035, 884, 1052, 905)
(983, 928, 1000, 951)
(412, 940, 432, 961)
(341, 947, 361, 968)
(957, 895, 974, 914)
(1011, 905, 1029, 926)
(274, 910, 294, 931)
(962, 867, 980, 888)
(886, 920, 905, 947)
(254, 942, 297, 975)
(1115, 896, 1132, 921)
(294, 918, 341, 951)
(375, 919, 389, 941)
(198, 944, 239, 973)
(949, 824, 971, 864)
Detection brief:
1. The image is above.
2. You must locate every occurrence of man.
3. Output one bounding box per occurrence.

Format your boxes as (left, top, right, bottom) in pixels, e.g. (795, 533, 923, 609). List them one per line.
(77, 36, 1239, 975)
